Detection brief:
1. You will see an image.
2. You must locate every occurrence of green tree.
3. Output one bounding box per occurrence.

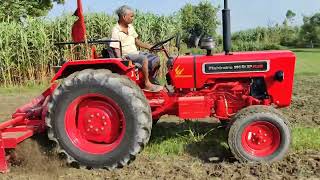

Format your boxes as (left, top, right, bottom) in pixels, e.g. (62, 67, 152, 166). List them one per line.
(180, 1, 219, 41)
(280, 10, 298, 47)
(286, 10, 296, 22)
(300, 13, 320, 47)
(283, 9, 296, 26)
(0, 0, 64, 22)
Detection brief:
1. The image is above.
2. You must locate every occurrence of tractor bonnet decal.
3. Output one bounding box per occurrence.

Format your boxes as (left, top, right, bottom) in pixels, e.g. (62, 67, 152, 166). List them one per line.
(175, 65, 193, 78)
(202, 60, 270, 74)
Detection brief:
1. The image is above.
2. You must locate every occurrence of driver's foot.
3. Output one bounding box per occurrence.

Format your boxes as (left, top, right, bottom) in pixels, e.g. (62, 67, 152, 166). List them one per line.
(143, 84, 163, 92)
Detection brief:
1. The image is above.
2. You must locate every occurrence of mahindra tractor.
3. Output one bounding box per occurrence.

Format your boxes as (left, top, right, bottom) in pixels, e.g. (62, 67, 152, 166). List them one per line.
(0, 0, 295, 172)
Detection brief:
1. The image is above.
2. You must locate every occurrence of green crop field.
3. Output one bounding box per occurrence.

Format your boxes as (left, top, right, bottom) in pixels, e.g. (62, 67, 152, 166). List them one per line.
(293, 48, 320, 75)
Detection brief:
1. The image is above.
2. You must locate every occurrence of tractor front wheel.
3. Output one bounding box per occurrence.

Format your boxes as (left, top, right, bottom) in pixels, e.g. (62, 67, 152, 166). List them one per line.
(228, 106, 291, 162)
(46, 69, 152, 169)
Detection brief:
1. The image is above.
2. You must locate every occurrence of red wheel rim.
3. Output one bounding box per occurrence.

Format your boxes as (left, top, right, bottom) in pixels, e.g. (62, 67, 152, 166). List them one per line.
(65, 93, 126, 155)
(241, 121, 280, 157)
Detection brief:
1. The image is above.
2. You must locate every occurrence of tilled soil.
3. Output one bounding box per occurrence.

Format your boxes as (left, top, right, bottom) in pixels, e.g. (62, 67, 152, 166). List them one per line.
(3, 147, 320, 180)
(0, 76, 319, 179)
(282, 76, 320, 126)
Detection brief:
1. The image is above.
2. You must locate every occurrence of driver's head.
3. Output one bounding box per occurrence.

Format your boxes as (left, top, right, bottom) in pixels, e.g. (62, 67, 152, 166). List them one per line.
(116, 5, 135, 25)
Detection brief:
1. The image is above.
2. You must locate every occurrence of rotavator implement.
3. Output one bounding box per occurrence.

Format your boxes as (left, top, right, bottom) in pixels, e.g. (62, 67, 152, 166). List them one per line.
(0, 0, 295, 172)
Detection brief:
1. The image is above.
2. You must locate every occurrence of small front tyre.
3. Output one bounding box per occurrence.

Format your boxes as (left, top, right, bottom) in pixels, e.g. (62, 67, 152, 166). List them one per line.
(228, 106, 291, 163)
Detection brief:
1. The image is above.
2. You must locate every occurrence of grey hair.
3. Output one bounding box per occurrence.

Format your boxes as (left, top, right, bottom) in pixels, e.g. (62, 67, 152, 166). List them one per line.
(116, 5, 134, 18)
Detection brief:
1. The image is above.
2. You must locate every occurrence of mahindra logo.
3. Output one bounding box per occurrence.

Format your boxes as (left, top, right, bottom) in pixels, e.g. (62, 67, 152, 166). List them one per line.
(175, 65, 192, 78)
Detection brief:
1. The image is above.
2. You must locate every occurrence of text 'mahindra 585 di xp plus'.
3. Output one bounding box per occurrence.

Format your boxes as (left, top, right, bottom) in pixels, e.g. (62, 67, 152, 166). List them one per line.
(0, 0, 295, 172)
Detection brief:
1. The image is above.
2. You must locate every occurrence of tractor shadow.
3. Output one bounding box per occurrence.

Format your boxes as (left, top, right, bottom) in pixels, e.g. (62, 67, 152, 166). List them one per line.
(149, 119, 236, 163)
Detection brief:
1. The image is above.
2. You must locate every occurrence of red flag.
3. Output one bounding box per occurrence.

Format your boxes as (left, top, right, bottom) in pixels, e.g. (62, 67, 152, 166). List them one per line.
(72, 0, 86, 42)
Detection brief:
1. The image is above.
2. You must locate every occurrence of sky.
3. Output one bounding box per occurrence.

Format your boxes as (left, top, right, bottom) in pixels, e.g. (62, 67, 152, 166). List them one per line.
(48, 0, 320, 32)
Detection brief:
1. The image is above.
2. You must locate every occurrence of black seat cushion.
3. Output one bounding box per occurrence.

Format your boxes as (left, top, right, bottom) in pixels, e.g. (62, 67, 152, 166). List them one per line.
(101, 47, 116, 58)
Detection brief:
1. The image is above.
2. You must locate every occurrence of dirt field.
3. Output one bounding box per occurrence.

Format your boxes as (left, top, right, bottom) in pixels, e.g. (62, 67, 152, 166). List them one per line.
(0, 76, 319, 180)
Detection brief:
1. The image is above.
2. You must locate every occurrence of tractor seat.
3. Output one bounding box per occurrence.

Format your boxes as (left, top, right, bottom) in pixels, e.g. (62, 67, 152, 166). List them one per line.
(101, 47, 143, 69)
(101, 47, 116, 58)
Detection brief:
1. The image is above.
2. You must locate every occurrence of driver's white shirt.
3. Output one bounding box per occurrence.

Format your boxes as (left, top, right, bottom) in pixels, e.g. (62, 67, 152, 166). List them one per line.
(110, 23, 139, 55)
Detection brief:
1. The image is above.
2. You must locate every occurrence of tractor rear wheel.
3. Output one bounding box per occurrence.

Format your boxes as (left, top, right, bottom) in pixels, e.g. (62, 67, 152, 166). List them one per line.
(46, 69, 152, 169)
(228, 106, 291, 162)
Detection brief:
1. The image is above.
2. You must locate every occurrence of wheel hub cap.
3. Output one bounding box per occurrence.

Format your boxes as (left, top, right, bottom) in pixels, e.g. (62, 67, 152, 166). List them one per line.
(64, 93, 125, 155)
(241, 121, 281, 157)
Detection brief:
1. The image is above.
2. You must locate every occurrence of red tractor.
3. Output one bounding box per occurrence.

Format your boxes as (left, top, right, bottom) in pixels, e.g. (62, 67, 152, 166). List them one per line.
(0, 0, 295, 172)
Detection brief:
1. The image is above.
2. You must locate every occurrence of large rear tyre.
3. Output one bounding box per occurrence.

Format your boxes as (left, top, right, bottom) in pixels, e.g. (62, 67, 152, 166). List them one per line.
(228, 106, 291, 162)
(46, 69, 152, 169)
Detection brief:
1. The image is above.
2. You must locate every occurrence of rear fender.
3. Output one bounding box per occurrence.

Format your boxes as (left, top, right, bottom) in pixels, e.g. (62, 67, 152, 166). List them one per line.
(51, 59, 134, 82)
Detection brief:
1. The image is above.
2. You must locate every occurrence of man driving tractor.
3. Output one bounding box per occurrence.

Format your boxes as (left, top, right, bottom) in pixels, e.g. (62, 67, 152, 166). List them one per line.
(110, 5, 163, 92)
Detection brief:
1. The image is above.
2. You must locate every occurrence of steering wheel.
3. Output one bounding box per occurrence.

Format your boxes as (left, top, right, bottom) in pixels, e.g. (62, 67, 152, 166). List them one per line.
(150, 36, 176, 51)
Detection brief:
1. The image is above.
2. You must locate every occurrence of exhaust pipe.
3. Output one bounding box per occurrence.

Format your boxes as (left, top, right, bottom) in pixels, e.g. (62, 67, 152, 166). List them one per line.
(222, 0, 231, 55)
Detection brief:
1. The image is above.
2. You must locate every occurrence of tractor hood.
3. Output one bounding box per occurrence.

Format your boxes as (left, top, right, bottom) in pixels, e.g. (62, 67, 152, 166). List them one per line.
(170, 50, 296, 107)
